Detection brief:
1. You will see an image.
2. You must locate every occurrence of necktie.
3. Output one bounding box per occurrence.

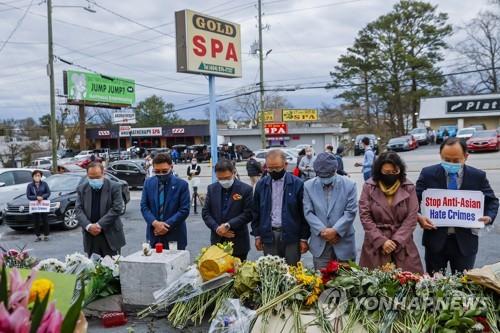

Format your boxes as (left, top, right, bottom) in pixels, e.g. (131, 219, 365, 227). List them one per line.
(448, 173, 458, 190)
(158, 181, 165, 220)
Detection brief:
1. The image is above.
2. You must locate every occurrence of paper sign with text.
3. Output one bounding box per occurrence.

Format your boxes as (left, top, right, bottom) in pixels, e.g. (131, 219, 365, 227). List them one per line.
(421, 189, 484, 228)
(29, 200, 50, 214)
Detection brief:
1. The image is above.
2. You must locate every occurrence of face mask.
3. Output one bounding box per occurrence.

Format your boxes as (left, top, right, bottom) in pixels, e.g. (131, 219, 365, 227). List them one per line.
(33, 176, 41, 183)
(218, 179, 234, 189)
(88, 178, 104, 190)
(156, 171, 172, 183)
(441, 161, 462, 174)
(191, 162, 197, 166)
(380, 174, 399, 187)
(319, 175, 336, 186)
(269, 169, 286, 180)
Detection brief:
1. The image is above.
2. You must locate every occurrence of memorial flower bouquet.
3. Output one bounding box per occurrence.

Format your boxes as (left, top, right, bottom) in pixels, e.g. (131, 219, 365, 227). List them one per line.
(0, 245, 37, 269)
(0, 261, 86, 333)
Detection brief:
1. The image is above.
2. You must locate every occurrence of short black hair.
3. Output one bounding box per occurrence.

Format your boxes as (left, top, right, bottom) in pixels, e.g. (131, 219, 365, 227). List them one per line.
(372, 151, 406, 183)
(326, 145, 333, 152)
(440, 137, 467, 154)
(361, 137, 370, 146)
(153, 153, 172, 165)
(32, 169, 43, 177)
(87, 162, 104, 173)
(214, 159, 234, 173)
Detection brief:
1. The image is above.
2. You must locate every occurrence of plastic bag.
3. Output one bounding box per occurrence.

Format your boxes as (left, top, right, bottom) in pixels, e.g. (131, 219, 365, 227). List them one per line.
(198, 246, 237, 282)
(209, 298, 256, 333)
(153, 265, 203, 305)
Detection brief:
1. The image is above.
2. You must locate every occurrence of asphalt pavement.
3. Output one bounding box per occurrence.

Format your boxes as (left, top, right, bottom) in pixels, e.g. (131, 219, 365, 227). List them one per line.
(0, 144, 498, 332)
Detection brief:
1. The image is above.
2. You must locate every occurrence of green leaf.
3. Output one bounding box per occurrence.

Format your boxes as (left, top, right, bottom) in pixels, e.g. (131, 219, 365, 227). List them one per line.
(0, 263, 7, 307)
(30, 291, 51, 333)
(61, 279, 85, 333)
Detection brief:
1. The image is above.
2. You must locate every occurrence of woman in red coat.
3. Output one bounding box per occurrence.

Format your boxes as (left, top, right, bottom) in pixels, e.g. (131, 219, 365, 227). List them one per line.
(359, 152, 423, 273)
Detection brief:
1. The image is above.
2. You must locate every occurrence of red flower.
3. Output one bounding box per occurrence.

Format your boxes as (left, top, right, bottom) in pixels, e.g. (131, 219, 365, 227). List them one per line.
(394, 271, 421, 285)
(320, 260, 340, 284)
(226, 268, 235, 275)
(474, 316, 491, 332)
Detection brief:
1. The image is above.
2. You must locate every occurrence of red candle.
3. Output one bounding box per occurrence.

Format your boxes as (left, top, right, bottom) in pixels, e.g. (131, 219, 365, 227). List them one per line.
(155, 243, 163, 253)
(102, 312, 127, 327)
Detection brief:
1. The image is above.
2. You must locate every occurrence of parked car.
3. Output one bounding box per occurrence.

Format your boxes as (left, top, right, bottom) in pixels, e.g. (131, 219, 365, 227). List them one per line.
(386, 135, 417, 152)
(436, 125, 458, 143)
(456, 127, 476, 141)
(0, 169, 51, 223)
(409, 128, 430, 145)
(4, 172, 130, 231)
(353, 134, 379, 156)
(57, 149, 77, 159)
(74, 150, 94, 159)
(56, 164, 84, 173)
(466, 130, 500, 153)
(469, 124, 486, 131)
(30, 158, 52, 170)
(107, 160, 147, 188)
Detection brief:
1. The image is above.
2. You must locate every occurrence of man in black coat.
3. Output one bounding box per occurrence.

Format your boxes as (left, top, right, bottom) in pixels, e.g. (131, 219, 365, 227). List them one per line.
(245, 153, 262, 187)
(202, 159, 253, 260)
(416, 138, 498, 273)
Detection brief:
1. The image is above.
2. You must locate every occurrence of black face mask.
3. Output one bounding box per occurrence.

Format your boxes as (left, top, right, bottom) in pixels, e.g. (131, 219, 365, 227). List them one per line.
(380, 174, 399, 187)
(269, 169, 286, 180)
(156, 172, 172, 183)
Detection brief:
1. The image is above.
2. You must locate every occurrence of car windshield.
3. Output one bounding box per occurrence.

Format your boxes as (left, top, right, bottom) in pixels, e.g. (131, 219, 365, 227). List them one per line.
(45, 175, 82, 191)
(410, 129, 426, 134)
(472, 130, 496, 138)
(389, 138, 406, 143)
(458, 129, 475, 135)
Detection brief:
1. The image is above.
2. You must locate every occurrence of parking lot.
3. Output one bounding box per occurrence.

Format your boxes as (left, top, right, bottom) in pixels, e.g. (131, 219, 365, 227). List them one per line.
(0, 145, 499, 332)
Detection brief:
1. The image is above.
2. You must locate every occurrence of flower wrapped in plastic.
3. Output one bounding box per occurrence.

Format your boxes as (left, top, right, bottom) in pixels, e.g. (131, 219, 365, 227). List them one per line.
(34, 258, 66, 273)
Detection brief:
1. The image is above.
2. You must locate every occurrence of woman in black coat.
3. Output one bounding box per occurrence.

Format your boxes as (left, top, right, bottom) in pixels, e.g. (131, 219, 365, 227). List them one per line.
(26, 170, 51, 241)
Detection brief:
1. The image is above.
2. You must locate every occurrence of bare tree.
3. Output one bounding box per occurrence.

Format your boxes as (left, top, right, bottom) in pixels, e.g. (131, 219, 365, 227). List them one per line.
(203, 105, 232, 123)
(0, 143, 22, 167)
(456, 11, 500, 93)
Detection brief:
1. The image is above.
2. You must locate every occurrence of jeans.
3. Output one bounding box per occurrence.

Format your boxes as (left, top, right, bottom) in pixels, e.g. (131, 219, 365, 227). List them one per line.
(33, 213, 49, 237)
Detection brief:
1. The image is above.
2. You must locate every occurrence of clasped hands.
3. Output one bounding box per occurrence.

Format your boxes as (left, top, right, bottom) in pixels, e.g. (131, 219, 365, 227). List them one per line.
(152, 220, 170, 237)
(216, 223, 235, 238)
(320, 227, 340, 244)
(88, 223, 102, 236)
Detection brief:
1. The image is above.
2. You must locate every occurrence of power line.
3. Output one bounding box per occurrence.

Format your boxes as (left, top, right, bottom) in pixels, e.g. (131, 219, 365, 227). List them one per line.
(265, 0, 365, 16)
(0, 0, 34, 54)
(88, 1, 175, 39)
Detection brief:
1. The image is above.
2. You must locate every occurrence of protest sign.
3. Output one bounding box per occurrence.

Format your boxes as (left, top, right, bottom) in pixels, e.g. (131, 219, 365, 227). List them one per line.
(29, 200, 51, 214)
(421, 189, 484, 228)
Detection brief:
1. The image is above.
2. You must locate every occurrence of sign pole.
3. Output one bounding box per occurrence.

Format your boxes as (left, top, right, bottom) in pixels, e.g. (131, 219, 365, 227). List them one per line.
(209, 75, 217, 183)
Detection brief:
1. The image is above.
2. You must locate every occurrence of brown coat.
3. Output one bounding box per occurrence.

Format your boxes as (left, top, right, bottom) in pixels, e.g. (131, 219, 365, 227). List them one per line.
(358, 179, 423, 273)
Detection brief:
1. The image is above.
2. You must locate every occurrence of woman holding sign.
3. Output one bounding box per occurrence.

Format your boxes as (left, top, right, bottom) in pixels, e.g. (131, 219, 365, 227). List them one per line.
(26, 170, 51, 241)
(358, 152, 423, 273)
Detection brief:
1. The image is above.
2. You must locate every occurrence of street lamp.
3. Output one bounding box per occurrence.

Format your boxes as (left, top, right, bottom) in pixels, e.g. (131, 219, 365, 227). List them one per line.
(46, 0, 95, 173)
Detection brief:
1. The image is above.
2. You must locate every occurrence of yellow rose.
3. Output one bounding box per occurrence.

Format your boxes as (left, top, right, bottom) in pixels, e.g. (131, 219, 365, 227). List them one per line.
(29, 279, 54, 303)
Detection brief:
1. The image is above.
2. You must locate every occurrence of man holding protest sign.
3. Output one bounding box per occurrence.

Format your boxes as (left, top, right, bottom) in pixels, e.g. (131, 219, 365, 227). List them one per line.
(416, 138, 499, 273)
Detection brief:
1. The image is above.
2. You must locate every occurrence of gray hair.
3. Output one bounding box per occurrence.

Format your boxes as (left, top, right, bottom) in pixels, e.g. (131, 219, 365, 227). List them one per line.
(266, 149, 287, 162)
(87, 162, 104, 173)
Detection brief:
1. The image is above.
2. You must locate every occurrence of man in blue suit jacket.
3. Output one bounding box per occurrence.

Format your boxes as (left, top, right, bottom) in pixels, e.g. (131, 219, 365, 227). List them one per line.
(303, 153, 357, 270)
(202, 159, 253, 260)
(416, 138, 498, 273)
(252, 149, 310, 265)
(141, 153, 190, 250)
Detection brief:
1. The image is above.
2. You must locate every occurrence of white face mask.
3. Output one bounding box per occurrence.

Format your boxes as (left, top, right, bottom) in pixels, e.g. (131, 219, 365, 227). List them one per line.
(218, 179, 234, 189)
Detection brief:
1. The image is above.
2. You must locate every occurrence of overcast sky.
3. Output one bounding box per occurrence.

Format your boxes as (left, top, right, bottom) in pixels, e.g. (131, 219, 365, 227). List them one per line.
(0, 0, 494, 122)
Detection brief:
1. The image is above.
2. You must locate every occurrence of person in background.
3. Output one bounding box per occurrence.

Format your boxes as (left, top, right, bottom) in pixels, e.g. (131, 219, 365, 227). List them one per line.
(252, 149, 310, 265)
(187, 158, 201, 180)
(76, 162, 126, 257)
(246, 153, 263, 187)
(416, 138, 498, 273)
(295, 148, 306, 178)
(303, 153, 357, 269)
(325, 145, 334, 154)
(141, 153, 190, 250)
(299, 147, 316, 181)
(355, 137, 375, 181)
(27, 170, 51, 242)
(202, 159, 253, 261)
(359, 152, 423, 273)
(145, 154, 154, 178)
(334, 146, 348, 176)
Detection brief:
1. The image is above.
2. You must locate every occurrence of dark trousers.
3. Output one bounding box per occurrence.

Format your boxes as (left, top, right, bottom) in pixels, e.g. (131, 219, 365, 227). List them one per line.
(263, 230, 300, 266)
(86, 233, 119, 258)
(424, 234, 476, 274)
(33, 213, 49, 237)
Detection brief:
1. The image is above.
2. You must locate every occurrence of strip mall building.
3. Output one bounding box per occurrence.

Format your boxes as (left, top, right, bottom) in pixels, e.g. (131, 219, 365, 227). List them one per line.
(419, 93, 500, 130)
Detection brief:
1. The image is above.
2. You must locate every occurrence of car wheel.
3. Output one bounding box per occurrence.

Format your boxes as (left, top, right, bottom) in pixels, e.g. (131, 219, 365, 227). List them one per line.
(63, 207, 78, 230)
(10, 226, 28, 231)
(121, 197, 127, 215)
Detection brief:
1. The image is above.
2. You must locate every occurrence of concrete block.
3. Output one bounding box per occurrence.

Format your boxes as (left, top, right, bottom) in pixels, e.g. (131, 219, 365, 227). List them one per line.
(119, 250, 190, 307)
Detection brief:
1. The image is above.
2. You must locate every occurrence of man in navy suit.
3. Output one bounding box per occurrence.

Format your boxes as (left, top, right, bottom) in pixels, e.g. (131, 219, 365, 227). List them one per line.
(141, 153, 190, 250)
(416, 138, 498, 273)
(202, 159, 253, 261)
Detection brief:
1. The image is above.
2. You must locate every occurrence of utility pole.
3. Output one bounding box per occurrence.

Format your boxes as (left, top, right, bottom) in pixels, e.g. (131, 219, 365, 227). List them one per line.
(47, 0, 58, 173)
(258, 0, 266, 149)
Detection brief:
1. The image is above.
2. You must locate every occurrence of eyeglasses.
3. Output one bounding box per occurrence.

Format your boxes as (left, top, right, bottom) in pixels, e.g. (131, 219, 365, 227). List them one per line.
(268, 168, 284, 173)
(154, 169, 170, 175)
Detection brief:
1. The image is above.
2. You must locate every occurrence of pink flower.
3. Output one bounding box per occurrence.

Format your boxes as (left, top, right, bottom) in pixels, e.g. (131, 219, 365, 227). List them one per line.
(8, 269, 35, 311)
(7, 249, 19, 257)
(0, 303, 31, 333)
(37, 303, 63, 333)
